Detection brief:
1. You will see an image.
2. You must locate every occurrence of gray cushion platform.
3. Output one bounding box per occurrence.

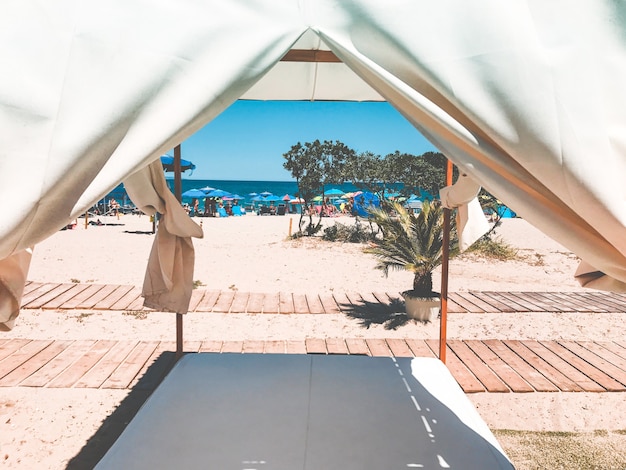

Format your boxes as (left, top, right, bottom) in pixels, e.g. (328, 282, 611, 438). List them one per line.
(96, 354, 513, 469)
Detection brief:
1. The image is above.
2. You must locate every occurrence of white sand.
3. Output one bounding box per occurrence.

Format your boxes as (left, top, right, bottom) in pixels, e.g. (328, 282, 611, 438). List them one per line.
(2, 212, 625, 468)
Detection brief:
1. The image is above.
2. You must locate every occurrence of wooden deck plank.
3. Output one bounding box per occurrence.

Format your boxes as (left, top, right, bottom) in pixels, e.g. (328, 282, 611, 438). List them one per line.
(540, 341, 624, 391)
(365, 339, 392, 357)
(522, 341, 604, 392)
(74, 341, 138, 388)
(306, 294, 326, 314)
(262, 293, 280, 314)
(504, 293, 545, 312)
(20, 283, 60, 307)
(0, 340, 73, 387)
(24, 283, 76, 309)
(575, 292, 626, 312)
(264, 340, 285, 354)
(441, 294, 467, 313)
(221, 341, 244, 353)
(345, 338, 370, 355)
(60, 284, 106, 309)
(102, 341, 159, 389)
(246, 293, 265, 313)
(325, 338, 349, 355)
(456, 293, 498, 313)
(21, 281, 44, 297)
(483, 292, 533, 312)
(292, 293, 309, 314)
(230, 292, 250, 313)
(212, 291, 235, 313)
(318, 294, 341, 314)
(106, 286, 142, 311)
(130, 341, 177, 391)
(93, 285, 136, 310)
(562, 341, 626, 387)
(425, 339, 485, 393)
(385, 339, 414, 357)
(285, 340, 307, 354)
(76, 284, 120, 309)
(0, 339, 32, 362)
(194, 290, 220, 312)
(332, 292, 353, 312)
(518, 292, 567, 312)
(243, 341, 265, 353)
(305, 338, 327, 354)
(126, 294, 148, 311)
(447, 340, 510, 392)
(187, 289, 206, 312)
(500, 341, 571, 392)
(47, 340, 118, 388)
(0, 340, 53, 382)
(546, 292, 606, 312)
(600, 292, 626, 310)
(596, 341, 626, 360)
(198, 341, 223, 353)
(464, 340, 534, 392)
(40, 284, 91, 309)
(470, 292, 518, 313)
(481, 340, 560, 392)
(447, 293, 483, 313)
(405, 339, 437, 358)
(278, 292, 295, 314)
(19, 340, 97, 387)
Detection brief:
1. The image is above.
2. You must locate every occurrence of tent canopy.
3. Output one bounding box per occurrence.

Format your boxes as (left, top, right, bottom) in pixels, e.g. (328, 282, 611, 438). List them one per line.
(2, 0, 626, 293)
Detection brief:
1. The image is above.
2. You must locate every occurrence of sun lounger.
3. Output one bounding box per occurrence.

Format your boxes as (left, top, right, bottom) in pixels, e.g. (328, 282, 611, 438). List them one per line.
(231, 205, 243, 216)
(95, 354, 513, 469)
(217, 207, 228, 217)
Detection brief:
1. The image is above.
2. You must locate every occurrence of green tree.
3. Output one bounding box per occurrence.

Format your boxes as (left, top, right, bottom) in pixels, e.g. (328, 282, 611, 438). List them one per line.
(283, 139, 355, 236)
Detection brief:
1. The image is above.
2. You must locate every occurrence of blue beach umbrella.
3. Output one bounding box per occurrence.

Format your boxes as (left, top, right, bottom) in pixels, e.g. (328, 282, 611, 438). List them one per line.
(264, 195, 281, 202)
(247, 192, 258, 197)
(199, 186, 215, 193)
(259, 191, 273, 197)
(181, 189, 207, 199)
(206, 189, 231, 198)
(324, 188, 345, 197)
(160, 155, 196, 173)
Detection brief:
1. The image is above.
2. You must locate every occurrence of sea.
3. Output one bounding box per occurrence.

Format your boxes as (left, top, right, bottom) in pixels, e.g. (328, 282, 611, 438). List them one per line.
(105, 179, 363, 207)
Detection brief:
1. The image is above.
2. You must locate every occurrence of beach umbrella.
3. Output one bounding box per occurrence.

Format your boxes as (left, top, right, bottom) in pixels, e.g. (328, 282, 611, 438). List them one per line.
(206, 189, 231, 198)
(199, 186, 215, 193)
(282, 194, 295, 201)
(264, 195, 281, 202)
(229, 194, 245, 200)
(160, 155, 195, 173)
(181, 189, 207, 198)
(324, 188, 345, 197)
(247, 192, 258, 197)
(259, 191, 273, 197)
(289, 197, 305, 204)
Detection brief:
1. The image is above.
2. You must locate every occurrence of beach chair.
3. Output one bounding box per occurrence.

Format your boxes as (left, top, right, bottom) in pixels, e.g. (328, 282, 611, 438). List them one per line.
(217, 207, 228, 217)
(276, 204, 286, 215)
(231, 205, 243, 216)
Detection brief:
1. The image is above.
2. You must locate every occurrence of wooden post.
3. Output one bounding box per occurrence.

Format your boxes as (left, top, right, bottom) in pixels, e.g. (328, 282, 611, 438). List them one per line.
(439, 159, 454, 363)
(288, 218, 293, 237)
(174, 144, 184, 359)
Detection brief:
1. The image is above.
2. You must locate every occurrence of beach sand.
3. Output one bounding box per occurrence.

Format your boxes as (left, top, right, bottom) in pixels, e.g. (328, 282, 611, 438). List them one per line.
(2, 212, 625, 468)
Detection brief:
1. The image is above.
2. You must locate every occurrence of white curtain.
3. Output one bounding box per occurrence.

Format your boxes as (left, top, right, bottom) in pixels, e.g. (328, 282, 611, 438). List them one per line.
(2, 0, 626, 326)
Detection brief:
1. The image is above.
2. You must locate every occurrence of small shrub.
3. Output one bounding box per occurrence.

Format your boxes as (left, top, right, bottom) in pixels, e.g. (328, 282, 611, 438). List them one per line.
(466, 236, 518, 260)
(322, 221, 378, 243)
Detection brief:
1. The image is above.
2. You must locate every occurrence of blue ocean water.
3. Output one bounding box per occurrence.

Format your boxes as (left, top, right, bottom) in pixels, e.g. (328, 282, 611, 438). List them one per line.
(106, 179, 362, 206)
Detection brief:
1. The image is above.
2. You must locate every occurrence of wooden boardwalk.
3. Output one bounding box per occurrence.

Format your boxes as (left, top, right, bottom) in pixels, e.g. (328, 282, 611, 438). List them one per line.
(19, 281, 626, 314)
(2, 338, 626, 394)
(7, 282, 626, 394)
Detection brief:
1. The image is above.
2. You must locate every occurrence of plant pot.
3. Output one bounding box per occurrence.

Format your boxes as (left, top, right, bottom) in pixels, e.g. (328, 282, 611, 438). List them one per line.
(401, 291, 440, 322)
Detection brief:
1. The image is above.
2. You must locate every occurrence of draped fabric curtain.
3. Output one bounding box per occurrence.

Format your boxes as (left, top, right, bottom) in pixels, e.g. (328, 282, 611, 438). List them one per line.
(2, 0, 626, 327)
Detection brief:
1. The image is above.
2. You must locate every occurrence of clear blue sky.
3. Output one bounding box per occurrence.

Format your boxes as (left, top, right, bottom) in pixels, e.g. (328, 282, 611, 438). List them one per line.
(178, 101, 439, 181)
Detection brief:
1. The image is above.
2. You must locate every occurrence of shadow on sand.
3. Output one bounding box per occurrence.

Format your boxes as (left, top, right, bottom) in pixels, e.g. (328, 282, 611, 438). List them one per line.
(338, 297, 416, 330)
(65, 351, 177, 469)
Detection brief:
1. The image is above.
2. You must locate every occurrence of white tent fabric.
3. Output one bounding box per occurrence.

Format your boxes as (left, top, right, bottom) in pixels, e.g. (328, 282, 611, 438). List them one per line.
(2, 0, 626, 327)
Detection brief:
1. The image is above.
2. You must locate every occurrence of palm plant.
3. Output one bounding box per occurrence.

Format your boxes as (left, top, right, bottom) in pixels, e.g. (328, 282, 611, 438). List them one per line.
(365, 200, 454, 297)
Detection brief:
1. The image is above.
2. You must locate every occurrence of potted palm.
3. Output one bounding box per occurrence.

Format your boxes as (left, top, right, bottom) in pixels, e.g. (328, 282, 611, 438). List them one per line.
(365, 200, 455, 321)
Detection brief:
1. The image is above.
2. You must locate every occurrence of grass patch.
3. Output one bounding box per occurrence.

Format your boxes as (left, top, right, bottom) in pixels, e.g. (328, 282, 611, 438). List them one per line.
(465, 236, 519, 261)
(193, 280, 204, 289)
(494, 429, 626, 469)
(122, 310, 148, 320)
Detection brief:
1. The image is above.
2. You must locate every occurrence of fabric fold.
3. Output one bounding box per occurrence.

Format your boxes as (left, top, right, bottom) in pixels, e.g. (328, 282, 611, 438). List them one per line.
(439, 174, 490, 252)
(0, 248, 33, 330)
(124, 160, 203, 313)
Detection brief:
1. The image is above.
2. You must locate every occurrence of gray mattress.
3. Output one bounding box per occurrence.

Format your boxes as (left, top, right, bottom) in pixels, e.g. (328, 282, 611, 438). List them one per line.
(96, 354, 513, 469)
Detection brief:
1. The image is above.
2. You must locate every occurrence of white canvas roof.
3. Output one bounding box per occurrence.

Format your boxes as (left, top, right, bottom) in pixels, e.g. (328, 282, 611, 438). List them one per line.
(2, 0, 626, 326)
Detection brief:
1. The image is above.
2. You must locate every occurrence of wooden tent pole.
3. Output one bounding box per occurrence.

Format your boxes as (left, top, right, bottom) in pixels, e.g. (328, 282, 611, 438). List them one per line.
(174, 145, 184, 359)
(439, 159, 454, 363)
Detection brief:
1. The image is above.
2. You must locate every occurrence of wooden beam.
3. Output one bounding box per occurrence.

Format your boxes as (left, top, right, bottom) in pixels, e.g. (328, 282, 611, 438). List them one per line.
(281, 49, 342, 63)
